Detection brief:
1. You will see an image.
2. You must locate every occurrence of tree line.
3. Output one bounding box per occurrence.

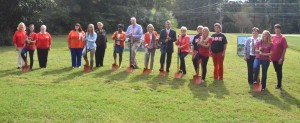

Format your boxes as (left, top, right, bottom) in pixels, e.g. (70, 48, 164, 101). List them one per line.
(1, 0, 299, 46)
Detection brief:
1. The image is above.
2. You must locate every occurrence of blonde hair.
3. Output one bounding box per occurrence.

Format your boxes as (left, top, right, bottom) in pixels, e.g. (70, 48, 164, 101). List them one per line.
(87, 24, 95, 37)
(97, 22, 103, 26)
(17, 22, 26, 31)
(147, 24, 155, 32)
(262, 30, 272, 44)
(180, 26, 187, 31)
(202, 27, 210, 38)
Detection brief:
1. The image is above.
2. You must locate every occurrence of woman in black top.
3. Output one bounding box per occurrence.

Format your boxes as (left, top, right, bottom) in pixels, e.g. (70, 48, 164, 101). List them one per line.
(95, 22, 107, 67)
(192, 25, 203, 73)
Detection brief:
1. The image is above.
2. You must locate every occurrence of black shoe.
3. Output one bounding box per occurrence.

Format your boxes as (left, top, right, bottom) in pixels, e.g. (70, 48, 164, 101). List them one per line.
(166, 70, 170, 73)
(17, 67, 21, 69)
(275, 86, 282, 90)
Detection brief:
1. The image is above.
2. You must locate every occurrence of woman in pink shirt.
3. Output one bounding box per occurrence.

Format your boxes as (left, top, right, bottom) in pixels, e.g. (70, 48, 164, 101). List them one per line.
(253, 30, 273, 91)
(271, 24, 288, 89)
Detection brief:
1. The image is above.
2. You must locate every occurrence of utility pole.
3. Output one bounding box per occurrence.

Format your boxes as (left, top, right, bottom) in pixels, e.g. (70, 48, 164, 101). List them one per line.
(219, 2, 223, 32)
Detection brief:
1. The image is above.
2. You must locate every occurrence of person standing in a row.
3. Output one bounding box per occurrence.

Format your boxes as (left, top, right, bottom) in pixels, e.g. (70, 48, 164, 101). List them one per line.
(176, 26, 190, 75)
(126, 17, 143, 69)
(95, 22, 107, 67)
(13, 22, 26, 69)
(196, 27, 212, 83)
(144, 24, 159, 72)
(211, 23, 227, 81)
(82, 24, 97, 71)
(253, 30, 273, 91)
(271, 24, 288, 89)
(159, 20, 177, 73)
(244, 27, 260, 85)
(112, 24, 126, 67)
(21, 24, 37, 70)
(36, 25, 52, 68)
(67, 23, 85, 68)
(192, 25, 203, 75)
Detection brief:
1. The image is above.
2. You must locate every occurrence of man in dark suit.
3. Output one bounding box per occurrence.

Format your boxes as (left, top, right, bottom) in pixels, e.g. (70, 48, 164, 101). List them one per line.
(159, 20, 177, 72)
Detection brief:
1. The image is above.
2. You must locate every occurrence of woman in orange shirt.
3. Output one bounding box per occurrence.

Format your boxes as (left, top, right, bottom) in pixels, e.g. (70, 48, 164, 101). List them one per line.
(144, 24, 159, 72)
(13, 22, 26, 69)
(67, 23, 85, 68)
(112, 24, 126, 67)
(175, 26, 190, 75)
(36, 25, 52, 68)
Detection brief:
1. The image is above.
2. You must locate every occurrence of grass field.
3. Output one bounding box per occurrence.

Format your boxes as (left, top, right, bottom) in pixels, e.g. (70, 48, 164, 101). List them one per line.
(0, 32, 299, 122)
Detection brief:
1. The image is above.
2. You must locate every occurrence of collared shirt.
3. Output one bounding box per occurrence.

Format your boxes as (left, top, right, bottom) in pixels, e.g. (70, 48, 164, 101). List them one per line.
(85, 32, 97, 50)
(250, 37, 260, 56)
(126, 24, 143, 40)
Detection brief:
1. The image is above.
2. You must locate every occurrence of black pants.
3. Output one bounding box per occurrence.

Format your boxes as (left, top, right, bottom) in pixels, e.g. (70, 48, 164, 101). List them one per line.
(246, 55, 255, 84)
(192, 54, 209, 80)
(21, 49, 35, 69)
(95, 45, 106, 67)
(273, 61, 283, 88)
(178, 52, 188, 74)
(160, 51, 172, 72)
(37, 48, 49, 68)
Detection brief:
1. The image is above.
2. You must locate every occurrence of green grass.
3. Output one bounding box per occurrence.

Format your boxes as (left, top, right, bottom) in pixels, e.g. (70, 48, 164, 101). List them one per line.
(285, 36, 300, 52)
(0, 33, 299, 122)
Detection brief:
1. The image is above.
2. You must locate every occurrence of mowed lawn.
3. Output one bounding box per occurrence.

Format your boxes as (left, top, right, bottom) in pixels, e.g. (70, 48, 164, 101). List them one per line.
(0, 32, 299, 122)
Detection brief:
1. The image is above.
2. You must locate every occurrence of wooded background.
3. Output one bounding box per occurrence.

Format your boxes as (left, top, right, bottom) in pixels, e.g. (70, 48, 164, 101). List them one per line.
(1, 0, 299, 45)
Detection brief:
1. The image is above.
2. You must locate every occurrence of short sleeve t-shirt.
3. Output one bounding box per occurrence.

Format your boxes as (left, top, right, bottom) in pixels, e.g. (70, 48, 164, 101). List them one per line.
(198, 37, 213, 57)
(271, 35, 288, 61)
(211, 33, 227, 53)
(255, 41, 273, 60)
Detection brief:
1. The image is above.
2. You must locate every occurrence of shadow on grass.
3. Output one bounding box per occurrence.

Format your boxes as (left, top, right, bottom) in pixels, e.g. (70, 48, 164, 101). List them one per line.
(188, 80, 209, 100)
(146, 74, 169, 90)
(42, 67, 73, 76)
(207, 79, 230, 99)
(92, 69, 112, 78)
(252, 89, 292, 111)
(170, 77, 185, 89)
(52, 70, 84, 83)
(107, 70, 130, 82)
(280, 89, 300, 108)
(129, 73, 150, 83)
(0, 68, 22, 77)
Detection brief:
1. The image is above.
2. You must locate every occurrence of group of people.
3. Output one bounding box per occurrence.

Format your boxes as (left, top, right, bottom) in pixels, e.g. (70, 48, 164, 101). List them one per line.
(12, 17, 288, 91)
(244, 24, 288, 91)
(13, 23, 52, 70)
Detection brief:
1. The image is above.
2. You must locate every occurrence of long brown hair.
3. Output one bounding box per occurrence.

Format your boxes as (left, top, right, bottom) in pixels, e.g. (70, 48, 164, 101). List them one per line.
(87, 24, 95, 37)
(74, 23, 83, 32)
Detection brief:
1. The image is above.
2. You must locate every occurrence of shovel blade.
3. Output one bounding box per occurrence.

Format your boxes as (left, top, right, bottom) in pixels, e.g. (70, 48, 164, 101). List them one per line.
(143, 69, 150, 75)
(174, 72, 183, 78)
(22, 65, 30, 72)
(193, 75, 202, 85)
(253, 83, 262, 92)
(84, 65, 90, 73)
(112, 64, 119, 71)
(126, 67, 133, 73)
(159, 71, 167, 76)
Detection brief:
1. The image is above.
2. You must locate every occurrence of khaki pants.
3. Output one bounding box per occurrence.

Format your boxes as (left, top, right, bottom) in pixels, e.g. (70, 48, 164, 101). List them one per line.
(16, 47, 24, 67)
(130, 41, 141, 67)
(144, 48, 156, 70)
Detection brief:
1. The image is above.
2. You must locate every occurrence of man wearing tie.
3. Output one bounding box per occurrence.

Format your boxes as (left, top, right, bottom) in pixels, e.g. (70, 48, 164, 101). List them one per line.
(159, 20, 177, 73)
(126, 17, 143, 69)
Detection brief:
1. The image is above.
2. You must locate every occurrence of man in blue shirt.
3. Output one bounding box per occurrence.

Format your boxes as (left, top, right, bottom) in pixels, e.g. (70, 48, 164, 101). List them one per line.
(126, 17, 143, 69)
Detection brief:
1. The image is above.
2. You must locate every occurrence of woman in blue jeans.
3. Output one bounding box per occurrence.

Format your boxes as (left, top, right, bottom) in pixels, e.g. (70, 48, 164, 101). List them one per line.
(253, 30, 273, 91)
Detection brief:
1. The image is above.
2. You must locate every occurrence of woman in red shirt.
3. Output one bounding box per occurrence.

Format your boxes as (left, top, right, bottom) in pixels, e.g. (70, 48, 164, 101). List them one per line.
(36, 25, 52, 68)
(20, 24, 36, 70)
(143, 24, 159, 72)
(67, 23, 85, 68)
(195, 27, 212, 83)
(13, 22, 26, 69)
(175, 26, 190, 75)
